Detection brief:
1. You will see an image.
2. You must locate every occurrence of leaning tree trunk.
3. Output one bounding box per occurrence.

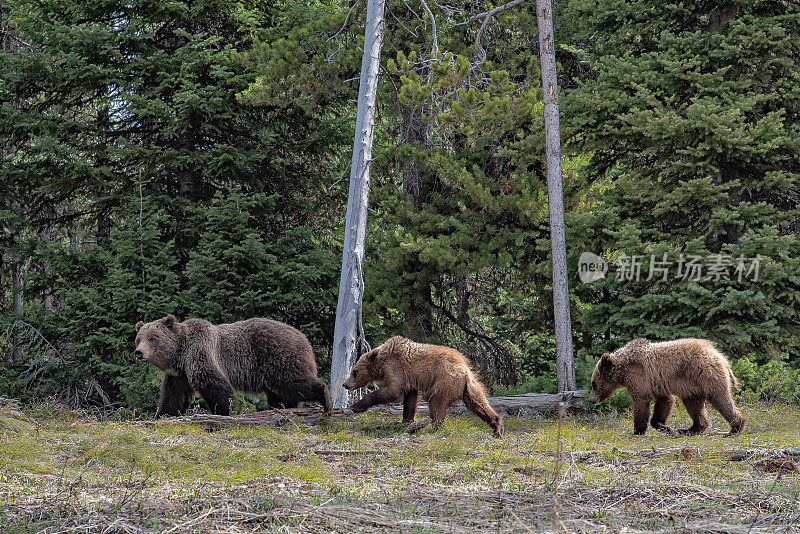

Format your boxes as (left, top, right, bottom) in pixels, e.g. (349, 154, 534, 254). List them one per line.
(536, 0, 575, 392)
(330, 0, 387, 409)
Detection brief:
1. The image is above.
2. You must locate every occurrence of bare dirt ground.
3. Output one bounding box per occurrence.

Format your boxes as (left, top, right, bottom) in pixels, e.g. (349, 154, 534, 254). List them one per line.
(1, 400, 799, 533)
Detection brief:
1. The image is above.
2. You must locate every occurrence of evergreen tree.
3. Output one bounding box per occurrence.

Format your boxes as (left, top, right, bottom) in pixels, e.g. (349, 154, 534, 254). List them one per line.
(0, 0, 343, 409)
(563, 0, 800, 364)
(182, 191, 338, 354)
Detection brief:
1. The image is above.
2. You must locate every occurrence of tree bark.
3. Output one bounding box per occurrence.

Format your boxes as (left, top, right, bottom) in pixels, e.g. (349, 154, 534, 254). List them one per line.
(330, 0, 387, 409)
(536, 0, 575, 392)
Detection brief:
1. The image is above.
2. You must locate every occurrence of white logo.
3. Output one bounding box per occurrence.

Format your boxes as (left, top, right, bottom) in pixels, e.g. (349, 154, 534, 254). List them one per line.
(578, 252, 608, 284)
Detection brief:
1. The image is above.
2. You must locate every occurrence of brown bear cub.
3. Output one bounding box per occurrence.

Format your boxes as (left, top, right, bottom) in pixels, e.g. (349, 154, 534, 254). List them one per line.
(135, 315, 332, 417)
(343, 336, 504, 437)
(589, 338, 745, 435)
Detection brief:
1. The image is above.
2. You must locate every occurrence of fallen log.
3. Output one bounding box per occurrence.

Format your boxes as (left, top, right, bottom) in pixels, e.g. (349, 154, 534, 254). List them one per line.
(150, 391, 587, 429)
(372, 390, 586, 418)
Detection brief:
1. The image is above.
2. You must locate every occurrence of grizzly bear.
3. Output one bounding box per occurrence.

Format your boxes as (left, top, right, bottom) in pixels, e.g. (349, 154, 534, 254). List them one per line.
(134, 315, 332, 417)
(589, 338, 745, 435)
(343, 336, 504, 437)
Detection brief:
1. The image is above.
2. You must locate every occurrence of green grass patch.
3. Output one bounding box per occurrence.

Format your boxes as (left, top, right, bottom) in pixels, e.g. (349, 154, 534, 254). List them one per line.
(1, 401, 799, 531)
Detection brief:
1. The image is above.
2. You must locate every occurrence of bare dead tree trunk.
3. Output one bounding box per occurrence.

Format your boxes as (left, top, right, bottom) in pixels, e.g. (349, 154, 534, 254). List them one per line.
(330, 0, 387, 409)
(536, 0, 575, 392)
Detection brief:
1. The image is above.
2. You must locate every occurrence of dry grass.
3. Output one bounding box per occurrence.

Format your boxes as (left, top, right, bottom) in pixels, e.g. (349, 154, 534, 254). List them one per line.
(1, 400, 799, 533)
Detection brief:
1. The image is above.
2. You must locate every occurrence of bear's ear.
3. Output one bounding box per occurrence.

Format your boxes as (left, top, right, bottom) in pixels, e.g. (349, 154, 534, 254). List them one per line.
(366, 347, 380, 361)
(164, 314, 176, 328)
(599, 352, 614, 375)
(135, 321, 144, 332)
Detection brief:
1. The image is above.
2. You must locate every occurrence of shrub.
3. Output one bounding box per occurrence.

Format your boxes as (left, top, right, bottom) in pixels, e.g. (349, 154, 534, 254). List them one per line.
(732, 357, 800, 404)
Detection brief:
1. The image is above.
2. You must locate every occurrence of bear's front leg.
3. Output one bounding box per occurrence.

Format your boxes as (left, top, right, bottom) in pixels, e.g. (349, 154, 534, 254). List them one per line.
(156, 375, 195, 418)
(631, 398, 652, 435)
(351, 385, 403, 413)
(190, 369, 234, 416)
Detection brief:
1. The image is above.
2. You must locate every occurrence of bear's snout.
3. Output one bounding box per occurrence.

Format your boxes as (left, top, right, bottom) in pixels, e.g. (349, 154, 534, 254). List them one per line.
(343, 380, 355, 390)
(134, 348, 145, 360)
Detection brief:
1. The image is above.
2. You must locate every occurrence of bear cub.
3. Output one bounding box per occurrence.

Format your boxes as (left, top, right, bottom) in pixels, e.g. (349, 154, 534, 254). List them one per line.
(343, 336, 504, 437)
(589, 338, 745, 435)
(135, 315, 332, 417)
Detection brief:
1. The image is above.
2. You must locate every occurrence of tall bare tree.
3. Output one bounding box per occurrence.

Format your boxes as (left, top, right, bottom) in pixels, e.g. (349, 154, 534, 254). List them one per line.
(536, 0, 575, 391)
(330, 0, 387, 409)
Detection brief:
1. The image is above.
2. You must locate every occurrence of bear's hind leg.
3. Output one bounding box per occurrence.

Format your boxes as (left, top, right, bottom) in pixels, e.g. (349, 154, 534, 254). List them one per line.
(678, 396, 710, 435)
(309, 379, 333, 415)
(267, 391, 300, 409)
(651, 395, 675, 433)
(272, 378, 332, 414)
(428, 396, 450, 431)
(300, 378, 332, 414)
(708, 392, 746, 434)
(402, 390, 419, 423)
(406, 395, 449, 434)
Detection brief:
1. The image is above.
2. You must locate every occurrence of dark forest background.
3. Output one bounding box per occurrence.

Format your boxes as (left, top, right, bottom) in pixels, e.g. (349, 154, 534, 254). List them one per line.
(1, 0, 798, 413)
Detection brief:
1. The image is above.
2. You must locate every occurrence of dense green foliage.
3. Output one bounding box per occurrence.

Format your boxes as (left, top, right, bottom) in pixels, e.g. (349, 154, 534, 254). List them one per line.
(1, 0, 798, 411)
(563, 0, 800, 360)
(0, 0, 343, 410)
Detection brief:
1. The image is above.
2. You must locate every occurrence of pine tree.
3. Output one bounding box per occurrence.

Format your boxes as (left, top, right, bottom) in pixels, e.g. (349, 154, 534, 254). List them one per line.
(1, 0, 343, 409)
(563, 0, 800, 363)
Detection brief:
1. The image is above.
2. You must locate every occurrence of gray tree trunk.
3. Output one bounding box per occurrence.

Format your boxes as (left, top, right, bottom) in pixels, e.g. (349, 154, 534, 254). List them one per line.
(330, 0, 387, 409)
(536, 0, 575, 392)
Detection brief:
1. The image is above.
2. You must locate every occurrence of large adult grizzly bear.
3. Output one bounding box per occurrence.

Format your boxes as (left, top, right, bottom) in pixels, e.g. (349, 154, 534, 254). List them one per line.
(134, 315, 332, 417)
(343, 336, 504, 437)
(588, 338, 745, 435)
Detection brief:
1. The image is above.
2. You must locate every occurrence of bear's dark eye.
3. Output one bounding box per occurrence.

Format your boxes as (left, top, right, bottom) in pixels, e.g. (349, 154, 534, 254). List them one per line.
(352, 370, 358, 378)
(148, 337, 155, 342)
(591, 381, 597, 390)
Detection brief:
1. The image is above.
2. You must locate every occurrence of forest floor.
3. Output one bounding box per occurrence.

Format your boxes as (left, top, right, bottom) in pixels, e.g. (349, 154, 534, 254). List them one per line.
(1, 400, 799, 533)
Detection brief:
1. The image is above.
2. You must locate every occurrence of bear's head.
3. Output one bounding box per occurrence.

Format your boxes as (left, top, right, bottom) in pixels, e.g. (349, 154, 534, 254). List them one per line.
(134, 315, 181, 371)
(588, 338, 648, 404)
(342, 336, 404, 390)
(588, 352, 619, 404)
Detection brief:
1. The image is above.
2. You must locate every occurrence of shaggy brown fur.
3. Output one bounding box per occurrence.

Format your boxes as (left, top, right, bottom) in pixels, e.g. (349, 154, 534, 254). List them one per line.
(343, 336, 504, 437)
(135, 315, 331, 417)
(589, 338, 745, 435)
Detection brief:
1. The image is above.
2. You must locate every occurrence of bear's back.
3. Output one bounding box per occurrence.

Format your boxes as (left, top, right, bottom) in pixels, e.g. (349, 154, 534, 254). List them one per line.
(388, 339, 472, 393)
(214, 318, 317, 391)
(636, 338, 734, 398)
